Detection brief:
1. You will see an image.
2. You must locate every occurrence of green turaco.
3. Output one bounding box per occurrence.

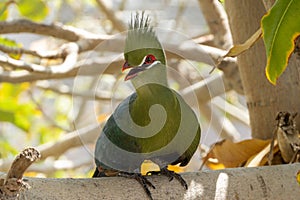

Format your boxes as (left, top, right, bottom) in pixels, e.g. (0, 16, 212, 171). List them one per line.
(93, 13, 201, 199)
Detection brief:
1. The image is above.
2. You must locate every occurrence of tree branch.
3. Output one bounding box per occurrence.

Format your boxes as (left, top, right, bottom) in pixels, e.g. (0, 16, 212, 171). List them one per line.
(95, 0, 127, 32)
(0, 56, 123, 83)
(35, 82, 114, 101)
(18, 163, 300, 199)
(0, 44, 66, 59)
(198, 0, 233, 49)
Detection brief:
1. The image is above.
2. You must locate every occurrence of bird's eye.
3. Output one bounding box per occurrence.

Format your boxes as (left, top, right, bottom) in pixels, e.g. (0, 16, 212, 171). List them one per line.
(144, 54, 156, 64)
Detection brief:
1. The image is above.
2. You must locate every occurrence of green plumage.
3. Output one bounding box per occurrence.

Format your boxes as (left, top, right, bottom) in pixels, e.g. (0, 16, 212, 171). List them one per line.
(93, 13, 201, 198)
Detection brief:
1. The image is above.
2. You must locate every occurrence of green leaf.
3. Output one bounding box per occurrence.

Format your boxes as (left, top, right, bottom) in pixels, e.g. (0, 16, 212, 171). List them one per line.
(262, 0, 300, 84)
(0, 139, 18, 157)
(0, 1, 9, 21)
(0, 83, 39, 132)
(0, 109, 15, 122)
(0, 36, 22, 59)
(17, 0, 48, 21)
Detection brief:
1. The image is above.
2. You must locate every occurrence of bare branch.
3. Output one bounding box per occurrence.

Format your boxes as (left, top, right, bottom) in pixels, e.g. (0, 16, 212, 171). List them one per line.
(0, 42, 78, 74)
(198, 0, 233, 49)
(0, 19, 112, 53)
(95, 0, 126, 32)
(0, 44, 66, 59)
(0, 56, 123, 83)
(35, 82, 114, 101)
(0, 19, 98, 41)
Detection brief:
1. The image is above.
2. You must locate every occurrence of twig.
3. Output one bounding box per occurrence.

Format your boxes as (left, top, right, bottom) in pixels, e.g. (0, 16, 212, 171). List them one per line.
(95, 0, 126, 32)
(0, 56, 123, 83)
(0, 147, 40, 198)
(212, 96, 249, 125)
(35, 82, 115, 101)
(0, 124, 101, 173)
(0, 42, 78, 73)
(0, 44, 66, 59)
(28, 89, 71, 132)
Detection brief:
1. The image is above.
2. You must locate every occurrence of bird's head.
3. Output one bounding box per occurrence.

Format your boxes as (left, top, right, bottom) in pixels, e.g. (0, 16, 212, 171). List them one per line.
(124, 54, 160, 81)
(122, 13, 166, 81)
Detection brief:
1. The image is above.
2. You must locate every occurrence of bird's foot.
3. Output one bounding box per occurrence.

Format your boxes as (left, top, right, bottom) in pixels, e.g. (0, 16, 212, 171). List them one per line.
(146, 167, 188, 190)
(118, 172, 155, 200)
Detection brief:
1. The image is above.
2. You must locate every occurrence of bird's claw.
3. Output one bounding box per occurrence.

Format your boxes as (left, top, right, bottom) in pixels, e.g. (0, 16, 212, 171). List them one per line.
(147, 167, 188, 190)
(118, 172, 155, 200)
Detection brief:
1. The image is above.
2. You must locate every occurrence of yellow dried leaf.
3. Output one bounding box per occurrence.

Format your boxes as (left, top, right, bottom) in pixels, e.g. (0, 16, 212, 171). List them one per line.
(141, 160, 160, 175)
(225, 28, 262, 57)
(206, 158, 225, 170)
(211, 139, 270, 168)
(167, 164, 184, 173)
(141, 160, 184, 175)
(245, 140, 278, 167)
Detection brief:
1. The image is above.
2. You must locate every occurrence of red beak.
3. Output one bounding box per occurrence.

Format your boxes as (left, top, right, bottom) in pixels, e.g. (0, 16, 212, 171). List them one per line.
(122, 61, 132, 72)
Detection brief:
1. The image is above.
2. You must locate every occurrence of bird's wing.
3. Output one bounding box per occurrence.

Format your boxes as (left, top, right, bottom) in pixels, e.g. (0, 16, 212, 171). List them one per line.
(94, 93, 145, 173)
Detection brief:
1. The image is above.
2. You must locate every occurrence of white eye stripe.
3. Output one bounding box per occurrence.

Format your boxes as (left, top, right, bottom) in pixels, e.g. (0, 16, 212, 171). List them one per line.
(145, 60, 160, 69)
(140, 56, 148, 65)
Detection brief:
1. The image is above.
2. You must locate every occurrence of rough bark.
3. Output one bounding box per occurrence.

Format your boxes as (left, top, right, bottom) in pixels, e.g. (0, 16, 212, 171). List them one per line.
(10, 163, 300, 199)
(225, 0, 300, 139)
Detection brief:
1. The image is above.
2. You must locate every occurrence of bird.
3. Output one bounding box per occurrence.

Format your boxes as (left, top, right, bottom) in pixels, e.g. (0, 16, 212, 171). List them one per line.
(93, 13, 201, 199)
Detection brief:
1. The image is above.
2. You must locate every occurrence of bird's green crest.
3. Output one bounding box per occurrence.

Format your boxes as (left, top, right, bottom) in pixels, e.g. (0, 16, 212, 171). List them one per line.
(124, 12, 166, 65)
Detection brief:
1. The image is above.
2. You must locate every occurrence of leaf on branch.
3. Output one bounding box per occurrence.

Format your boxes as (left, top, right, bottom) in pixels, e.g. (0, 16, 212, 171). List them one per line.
(224, 28, 262, 58)
(0, 37, 22, 59)
(262, 0, 300, 84)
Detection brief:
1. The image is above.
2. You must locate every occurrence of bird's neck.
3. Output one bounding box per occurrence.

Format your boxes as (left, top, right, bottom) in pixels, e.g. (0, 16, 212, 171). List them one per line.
(131, 64, 168, 97)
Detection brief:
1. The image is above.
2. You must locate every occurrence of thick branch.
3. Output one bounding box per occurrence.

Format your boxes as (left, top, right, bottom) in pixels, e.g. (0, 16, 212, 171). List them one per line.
(0, 19, 99, 41)
(18, 164, 300, 199)
(198, 0, 232, 49)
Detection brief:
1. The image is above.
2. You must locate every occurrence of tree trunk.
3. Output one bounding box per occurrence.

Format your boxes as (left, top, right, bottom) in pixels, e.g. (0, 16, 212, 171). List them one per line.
(2, 164, 297, 199)
(225, 0, 300, 139)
